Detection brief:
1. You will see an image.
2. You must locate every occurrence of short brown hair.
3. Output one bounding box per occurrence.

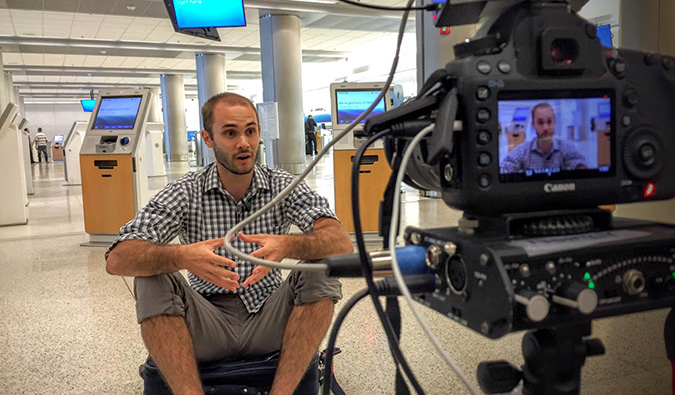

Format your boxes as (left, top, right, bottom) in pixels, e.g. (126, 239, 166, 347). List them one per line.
(201, 92, 258, 137)
(531, 102, 555, 122)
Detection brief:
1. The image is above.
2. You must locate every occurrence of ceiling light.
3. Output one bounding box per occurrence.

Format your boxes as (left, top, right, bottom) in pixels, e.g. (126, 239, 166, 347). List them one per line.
(100, 50, 107, 54)
(126, 5, 136, 11)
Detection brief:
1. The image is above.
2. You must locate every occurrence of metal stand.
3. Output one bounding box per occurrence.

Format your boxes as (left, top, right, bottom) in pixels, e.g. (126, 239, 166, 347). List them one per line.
(478, 322, 605, 395)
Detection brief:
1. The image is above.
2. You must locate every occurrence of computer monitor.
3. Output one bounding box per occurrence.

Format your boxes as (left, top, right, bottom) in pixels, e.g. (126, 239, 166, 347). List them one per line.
(53, 135, 64, 144)
(92, 96, 143, 130)
(171, 0, 245, 29)
(81, 99, 96, 112)
(333, 89, 387, 126)
(596, 24, 612, 47)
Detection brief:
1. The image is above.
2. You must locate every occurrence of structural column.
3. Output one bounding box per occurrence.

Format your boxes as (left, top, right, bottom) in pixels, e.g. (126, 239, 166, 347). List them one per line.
(259, 13, 305, 174)
(195, 53, 227, 167)
(0, 50, 6, 111)
(147, 87, 162, 123)
(415, 1, 477, 89)
(160, 74, 188, 162)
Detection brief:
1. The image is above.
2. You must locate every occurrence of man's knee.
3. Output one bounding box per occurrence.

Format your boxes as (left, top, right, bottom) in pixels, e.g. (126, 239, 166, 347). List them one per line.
(286, 268, 342, 306)
(134, 272, 190, 325)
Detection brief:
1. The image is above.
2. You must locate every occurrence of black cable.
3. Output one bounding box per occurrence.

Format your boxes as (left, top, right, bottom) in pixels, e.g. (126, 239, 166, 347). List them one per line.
(351, 130, 425, 395)
(321, 288, 369, 395)
(336, 0, 437, 12)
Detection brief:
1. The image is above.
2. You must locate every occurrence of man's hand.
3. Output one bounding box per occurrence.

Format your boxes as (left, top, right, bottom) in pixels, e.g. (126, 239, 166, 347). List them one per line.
(242, 265, 271, 288)
(237, 232, 289, 288)
(237, 232, 290, 263)
(180, 238, 240, 292)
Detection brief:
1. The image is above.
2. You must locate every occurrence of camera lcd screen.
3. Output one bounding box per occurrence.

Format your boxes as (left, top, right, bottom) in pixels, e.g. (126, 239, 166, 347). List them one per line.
(92, 96, 143, 130)
(335, 89, 386, 125)
(497, 91, 613, 183)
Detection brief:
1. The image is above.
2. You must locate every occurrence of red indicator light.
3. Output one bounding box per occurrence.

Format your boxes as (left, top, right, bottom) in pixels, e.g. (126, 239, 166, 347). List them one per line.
(644, 183, 656, 197)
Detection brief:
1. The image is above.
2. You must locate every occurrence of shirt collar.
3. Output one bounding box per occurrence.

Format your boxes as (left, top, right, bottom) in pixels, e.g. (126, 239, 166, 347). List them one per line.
(203, 163, 271, 194)
(530, 137, 560, 154)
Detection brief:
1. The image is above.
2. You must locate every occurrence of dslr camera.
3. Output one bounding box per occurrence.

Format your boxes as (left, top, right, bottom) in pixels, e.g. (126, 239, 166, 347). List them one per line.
(371, 0, 675, 217)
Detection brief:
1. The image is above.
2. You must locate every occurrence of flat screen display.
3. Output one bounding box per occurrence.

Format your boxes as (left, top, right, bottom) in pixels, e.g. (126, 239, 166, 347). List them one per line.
(81, 99, 95, 112)
(597, 24, 612, 47)
(173, 0, 246, 29)
(93, 96, 143, 130)
(53, 135, 64, 144)
(497, 91, 614, 183)
(335, 89, 386, 125)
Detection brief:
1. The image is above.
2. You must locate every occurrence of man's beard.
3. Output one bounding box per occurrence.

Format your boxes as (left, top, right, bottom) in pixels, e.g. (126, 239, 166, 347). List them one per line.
(538, 136, 554, 144)
(213, 144, 255, 175)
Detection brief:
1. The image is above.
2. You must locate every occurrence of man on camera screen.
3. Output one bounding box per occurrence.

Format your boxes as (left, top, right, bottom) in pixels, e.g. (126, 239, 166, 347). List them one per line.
(500, 102, 587, 174)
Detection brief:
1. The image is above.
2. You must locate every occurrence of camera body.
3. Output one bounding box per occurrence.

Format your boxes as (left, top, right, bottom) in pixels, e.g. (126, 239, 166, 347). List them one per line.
(425, 2, 675, 216)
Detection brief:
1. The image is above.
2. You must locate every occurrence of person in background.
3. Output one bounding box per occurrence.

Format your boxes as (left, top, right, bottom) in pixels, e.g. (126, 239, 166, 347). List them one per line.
(305, 115, 318, 155)
(500, 103, 587, 173)
(34, 127, 49, 163)
(24, 128, 36, 163)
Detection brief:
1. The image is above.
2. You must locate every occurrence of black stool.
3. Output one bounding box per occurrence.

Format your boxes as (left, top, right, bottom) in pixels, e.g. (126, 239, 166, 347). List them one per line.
(139, 353, 320, 395)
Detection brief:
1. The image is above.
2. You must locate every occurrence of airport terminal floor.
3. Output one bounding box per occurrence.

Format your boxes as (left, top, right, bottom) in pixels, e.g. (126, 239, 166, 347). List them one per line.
(0, 154, 670, 394)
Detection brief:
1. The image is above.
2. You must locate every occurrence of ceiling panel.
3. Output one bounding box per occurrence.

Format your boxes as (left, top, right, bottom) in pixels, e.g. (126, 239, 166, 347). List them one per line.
(2, 52, 22, 65)
(43, 54, 65, 66)
(77, 1, 114, 15)
(42, 0, 80, 13)
(21, 53, 44, 65)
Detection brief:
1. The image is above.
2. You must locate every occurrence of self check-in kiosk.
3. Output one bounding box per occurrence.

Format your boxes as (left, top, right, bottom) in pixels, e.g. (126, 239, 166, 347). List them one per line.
(145, 121, 166, 177)
(18, 117, 34, 195)
(0, 103, 28, 226)
(63, 121, 88, 186)
(80, 89, 151, 246)
(330, 82, 397, 234)
(52, 134, 64, 161)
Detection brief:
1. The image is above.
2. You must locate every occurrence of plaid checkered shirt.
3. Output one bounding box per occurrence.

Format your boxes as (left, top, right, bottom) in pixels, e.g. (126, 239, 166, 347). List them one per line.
(107, 163, 337, 313)
(500, 137, 586, 173)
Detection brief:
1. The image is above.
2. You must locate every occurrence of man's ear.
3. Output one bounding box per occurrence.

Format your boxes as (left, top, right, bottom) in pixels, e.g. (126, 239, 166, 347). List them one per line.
(201, 129, 213, 148)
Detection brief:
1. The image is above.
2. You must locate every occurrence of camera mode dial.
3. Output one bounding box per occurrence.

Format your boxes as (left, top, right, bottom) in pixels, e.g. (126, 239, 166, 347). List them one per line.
(623, 127, 665, 179)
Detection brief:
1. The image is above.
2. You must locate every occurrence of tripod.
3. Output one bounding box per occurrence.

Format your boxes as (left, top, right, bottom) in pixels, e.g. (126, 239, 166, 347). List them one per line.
(478, 321, 606, 395)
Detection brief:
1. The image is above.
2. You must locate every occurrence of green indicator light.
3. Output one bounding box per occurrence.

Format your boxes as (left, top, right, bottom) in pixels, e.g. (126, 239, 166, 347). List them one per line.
(589, 282, 596, 289)
(584, 272, 591, 281)
(672, 272, 675, 279)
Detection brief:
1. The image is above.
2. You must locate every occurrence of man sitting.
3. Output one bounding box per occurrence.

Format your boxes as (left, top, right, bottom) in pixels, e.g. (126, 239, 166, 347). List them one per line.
(106, 92, 353, 395)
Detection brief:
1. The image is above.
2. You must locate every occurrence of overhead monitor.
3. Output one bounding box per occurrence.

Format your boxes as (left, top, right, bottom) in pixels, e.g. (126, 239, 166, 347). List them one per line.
(92, 96, 143, 130)
(172, 0, 245, 29)
(334, 89, 387, 125)
(81, 99, 96, 112)
(596, 24, 612, 47)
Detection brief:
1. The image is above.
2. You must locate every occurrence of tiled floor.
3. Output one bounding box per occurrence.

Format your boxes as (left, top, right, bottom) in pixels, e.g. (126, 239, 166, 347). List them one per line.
(0, 155, 670, 394)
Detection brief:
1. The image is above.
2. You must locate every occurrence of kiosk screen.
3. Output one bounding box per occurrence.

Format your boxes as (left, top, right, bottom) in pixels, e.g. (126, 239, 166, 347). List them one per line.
(93, 96, 143, 130)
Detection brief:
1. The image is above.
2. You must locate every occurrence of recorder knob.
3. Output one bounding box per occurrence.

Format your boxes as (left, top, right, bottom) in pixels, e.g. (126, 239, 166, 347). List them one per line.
(552, 282, 598, 314)
(514, 290, 550, 322)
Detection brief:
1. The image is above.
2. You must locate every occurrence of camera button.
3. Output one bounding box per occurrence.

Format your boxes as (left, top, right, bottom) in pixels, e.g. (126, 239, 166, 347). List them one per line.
(478, 152, 492, 167)
(476, 108, 491, 123)
(639, 143, 656, 165)
(476, 86, 490, 100)
(609, 58, 627, 78)
(478, 174, 491, 188)
(623, 89, 639, 108)
(477, 61, 491, 74)
(622, 115, 632, 127)
(497, 60, 511, 74)
(477, 130, 492, 145)
(644, 53, 660, 66)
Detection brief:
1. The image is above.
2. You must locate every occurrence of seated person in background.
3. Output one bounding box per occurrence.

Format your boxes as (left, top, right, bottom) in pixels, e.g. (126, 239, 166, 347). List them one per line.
(501, 103, 587, 173)
(106, 92, 353, 395)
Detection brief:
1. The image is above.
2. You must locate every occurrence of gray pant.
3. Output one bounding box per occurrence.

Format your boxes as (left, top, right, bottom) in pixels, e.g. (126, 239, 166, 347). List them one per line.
(134, 270, 342, 363)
